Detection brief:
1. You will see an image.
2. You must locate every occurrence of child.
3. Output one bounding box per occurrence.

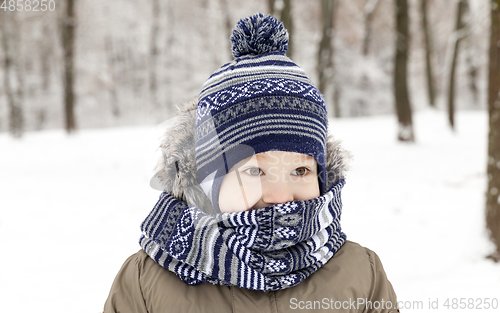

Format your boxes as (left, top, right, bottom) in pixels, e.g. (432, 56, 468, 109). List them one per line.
(104, 13, 399, 313)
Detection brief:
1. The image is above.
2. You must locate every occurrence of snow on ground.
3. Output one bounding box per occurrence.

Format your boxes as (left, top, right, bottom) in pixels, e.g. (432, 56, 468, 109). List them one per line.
(330, 110, 500, 312)
(0, 109, 499, 313)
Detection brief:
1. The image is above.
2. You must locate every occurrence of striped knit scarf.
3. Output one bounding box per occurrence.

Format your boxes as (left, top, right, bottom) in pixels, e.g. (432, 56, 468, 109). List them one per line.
(139, 179, 346, 291)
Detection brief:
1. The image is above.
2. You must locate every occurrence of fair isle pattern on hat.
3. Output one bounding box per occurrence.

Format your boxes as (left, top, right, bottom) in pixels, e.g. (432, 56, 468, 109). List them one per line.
(195, 87, 327, 171)
(195, 14, 328, 212)
(140, 179, 346, 291)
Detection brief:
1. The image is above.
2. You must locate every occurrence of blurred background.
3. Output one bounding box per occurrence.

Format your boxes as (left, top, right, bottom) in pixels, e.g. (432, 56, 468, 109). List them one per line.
(1, 0, 500, 312)
(0, 0, 492, 132)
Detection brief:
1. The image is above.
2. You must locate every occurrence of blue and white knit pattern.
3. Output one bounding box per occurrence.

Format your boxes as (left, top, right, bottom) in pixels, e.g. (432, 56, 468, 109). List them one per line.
(196, 34, 329, 213)
(198, 53, 313, 101)
(139, 179, 346, 291)
(230, 13, 289, 57)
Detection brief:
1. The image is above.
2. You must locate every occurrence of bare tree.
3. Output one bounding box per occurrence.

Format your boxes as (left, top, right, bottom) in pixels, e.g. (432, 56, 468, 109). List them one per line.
(486, 0, 500, 262)
(280, 0, 293, 58)
(268, 0, 276, 14)
(0, 11, 24, 138)
(149, 0, 160, 108)
(317, 0, 339, 117)
(394, 0, 414, 142)
(39, 24, 53, 93)
(268, 0, 294, 58)
(105, 36, 120, 117)
(463, 0, 479, 104)
(447, 0, 467, 131)
(35, 30, 53, 130)
(363, 0, 381, 56)
(465, 37, 479, 105)
(419, 0, 436, 107)
(61, 0, 77, 133)
(219, 0, 233, 60)
(163, 0, 175, 111)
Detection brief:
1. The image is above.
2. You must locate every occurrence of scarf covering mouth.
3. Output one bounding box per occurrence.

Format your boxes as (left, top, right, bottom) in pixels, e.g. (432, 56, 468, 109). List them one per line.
(139, 179, 346, 291)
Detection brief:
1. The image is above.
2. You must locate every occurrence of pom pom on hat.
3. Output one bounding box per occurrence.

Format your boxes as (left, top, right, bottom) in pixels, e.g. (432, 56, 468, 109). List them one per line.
(230, 13, 289, 58)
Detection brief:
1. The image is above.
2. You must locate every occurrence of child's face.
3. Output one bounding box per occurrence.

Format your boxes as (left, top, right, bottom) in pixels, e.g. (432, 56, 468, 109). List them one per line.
(218, 151, 320, 213)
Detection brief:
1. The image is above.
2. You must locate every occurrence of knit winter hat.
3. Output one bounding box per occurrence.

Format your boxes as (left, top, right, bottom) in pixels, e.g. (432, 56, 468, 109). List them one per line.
(195, 13, 328, 213)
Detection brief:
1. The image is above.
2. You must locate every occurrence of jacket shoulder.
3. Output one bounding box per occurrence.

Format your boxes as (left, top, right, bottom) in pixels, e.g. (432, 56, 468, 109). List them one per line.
(103, 251, 149, 313)
(323, 240, 398, 296)
(277, 240, 399, 312)
(105, 250, 233, 313)
(286, 240, 375, 296)
(137, 250, 234, 313)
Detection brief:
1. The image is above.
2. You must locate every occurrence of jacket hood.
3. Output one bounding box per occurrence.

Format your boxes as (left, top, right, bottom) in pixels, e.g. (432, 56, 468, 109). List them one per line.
(150, 99, 352, 214)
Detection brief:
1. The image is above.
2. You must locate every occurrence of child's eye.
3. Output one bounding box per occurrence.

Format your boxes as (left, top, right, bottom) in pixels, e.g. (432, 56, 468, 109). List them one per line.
(291, 167, 310, 176)
(243, 167, 264, 177)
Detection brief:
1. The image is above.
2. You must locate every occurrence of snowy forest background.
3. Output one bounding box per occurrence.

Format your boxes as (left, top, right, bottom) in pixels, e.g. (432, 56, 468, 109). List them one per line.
(1, 0, 500, 312)
(0, 0, 492, 132)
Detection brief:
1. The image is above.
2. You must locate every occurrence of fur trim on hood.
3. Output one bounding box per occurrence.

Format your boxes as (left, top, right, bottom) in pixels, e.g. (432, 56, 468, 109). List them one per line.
(150, 99, 352, 214)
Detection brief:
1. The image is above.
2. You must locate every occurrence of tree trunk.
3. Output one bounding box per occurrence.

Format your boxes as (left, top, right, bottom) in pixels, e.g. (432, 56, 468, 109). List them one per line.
(268, 0, 293, 59)
(105, 36, 120, 117)
(465, 36, 479, 104)
(394, 0, 414, 142)
(149, 0, 160, 108)
(317, 0, 338, 118)
(268, 0, 276, 15)
(363, 0, 380, 56)
(0, 11, 24, 138)
(486, 0, 500, 262)
(219, 0, 232, 60)
(164, 0, 174, 111)
(61, 0, 77, 133)
(463, 0, 479, 104)
(40, 40, 52, 92)
(420, 0, 436, 107)
(447, 0, 466, 131)
(280, 0, 293, 59)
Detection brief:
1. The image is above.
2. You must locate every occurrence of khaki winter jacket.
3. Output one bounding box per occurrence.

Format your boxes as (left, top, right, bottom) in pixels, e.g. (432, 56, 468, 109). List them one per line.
(103, 100, 399, 313)
(104, 241, 398, 313)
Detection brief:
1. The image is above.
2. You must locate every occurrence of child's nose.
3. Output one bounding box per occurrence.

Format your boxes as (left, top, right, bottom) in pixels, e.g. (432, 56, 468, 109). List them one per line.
(261, 180, 294, 205)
